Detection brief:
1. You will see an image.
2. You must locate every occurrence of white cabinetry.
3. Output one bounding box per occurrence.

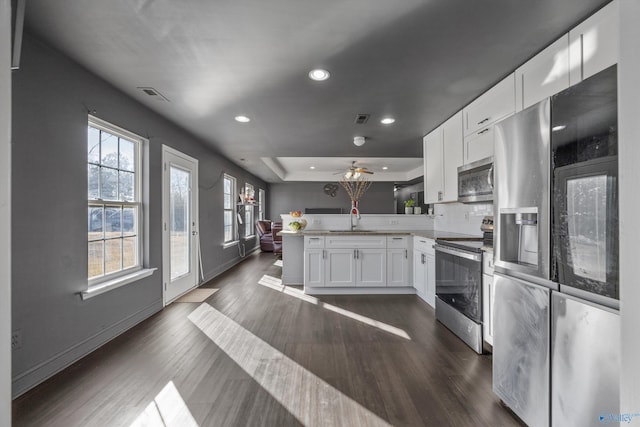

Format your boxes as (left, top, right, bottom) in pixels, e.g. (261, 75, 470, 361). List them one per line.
(569, 0, 618, 86)
(424, 111, 463, 203)
(462, 74, 515, 164)
(413, 237, 436, 308)
(387, 236, 411, 287)
(357, 249, 386, 287)
(516, 35, 570, 112)
(482, 251, 495, 346)
(324, 249, 356, 287)
(303, 236, 325, 287)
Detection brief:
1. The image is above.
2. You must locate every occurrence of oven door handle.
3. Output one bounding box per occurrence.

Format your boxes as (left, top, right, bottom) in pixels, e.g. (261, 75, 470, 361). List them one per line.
(434, 244, 482, 262)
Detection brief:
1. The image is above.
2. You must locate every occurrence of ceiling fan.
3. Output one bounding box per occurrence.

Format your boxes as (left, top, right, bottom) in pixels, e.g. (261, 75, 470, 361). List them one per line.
(336, 161, 374, 179)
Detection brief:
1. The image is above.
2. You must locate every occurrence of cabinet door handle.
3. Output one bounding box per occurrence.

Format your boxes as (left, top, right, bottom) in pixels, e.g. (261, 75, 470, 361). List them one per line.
(392, 237, 403, 240)
(357, 249, 360, 259)
(405, 249, 408, 259)
(323, 249, 326, 259)
(477, 117, 489, 125)
(353, 249, 357, 259)
(421, 253, 426, 264)
(477, 128, 490, 135)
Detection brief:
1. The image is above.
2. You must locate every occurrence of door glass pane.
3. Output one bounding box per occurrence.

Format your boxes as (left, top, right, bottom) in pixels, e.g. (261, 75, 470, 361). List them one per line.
(566, 175, 607, 282)
(170, 166, 190, 280)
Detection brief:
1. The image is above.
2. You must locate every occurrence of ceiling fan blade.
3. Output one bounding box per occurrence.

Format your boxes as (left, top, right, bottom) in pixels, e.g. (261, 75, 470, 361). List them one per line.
(360, 170, 374, 174)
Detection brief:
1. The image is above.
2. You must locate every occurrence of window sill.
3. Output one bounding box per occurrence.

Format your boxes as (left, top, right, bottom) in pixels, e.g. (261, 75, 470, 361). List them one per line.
(223, 240, 239, 249)
(81, 268, 157, 300)
(244, 234, 256, 239)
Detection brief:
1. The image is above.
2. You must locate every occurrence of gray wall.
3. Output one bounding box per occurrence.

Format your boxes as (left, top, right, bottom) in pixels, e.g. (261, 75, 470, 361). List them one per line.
(269, 181, 395, 218)
(1, 0, 11, 421)
(394, 181, 425, 214)
(11, 34, 267, 396)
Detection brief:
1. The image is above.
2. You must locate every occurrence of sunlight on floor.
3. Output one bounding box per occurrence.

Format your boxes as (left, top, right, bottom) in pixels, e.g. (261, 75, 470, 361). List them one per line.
(130, 381, 199, 427)
(188, 303, 392, 427)
(257, 274, 411, 340)
(274, 259, 283, 267)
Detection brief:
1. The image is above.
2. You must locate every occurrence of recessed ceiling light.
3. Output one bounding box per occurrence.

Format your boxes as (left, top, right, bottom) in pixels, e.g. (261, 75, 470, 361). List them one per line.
(234, 115, 251, 123)
(380, 117, 396, 125)
(310, 166, 316, 170)
(382, 166, 389, 170)
(309, 69, 330, 81)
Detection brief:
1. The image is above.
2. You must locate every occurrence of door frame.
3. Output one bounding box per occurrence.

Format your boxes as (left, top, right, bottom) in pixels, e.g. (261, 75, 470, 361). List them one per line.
(162, 145, 199, 305)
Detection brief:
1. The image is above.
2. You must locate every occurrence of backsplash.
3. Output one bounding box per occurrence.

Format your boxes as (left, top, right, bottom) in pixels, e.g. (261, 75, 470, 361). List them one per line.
(280, 213, 435, 231)
(434, 202, 493, 236)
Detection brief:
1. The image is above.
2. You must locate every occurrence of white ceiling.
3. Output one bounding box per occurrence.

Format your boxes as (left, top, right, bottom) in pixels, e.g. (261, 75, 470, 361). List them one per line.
(23, 0, 609, 183)
(261, 157, 424, 182)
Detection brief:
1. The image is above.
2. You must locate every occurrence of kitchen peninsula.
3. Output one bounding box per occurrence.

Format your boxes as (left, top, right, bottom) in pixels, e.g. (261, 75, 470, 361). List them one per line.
(278, 213, 480, 304)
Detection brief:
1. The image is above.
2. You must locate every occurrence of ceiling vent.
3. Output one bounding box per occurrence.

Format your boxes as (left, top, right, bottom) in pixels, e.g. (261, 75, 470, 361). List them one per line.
(137, 87, 170, 102)
(354, 114, 370, 124)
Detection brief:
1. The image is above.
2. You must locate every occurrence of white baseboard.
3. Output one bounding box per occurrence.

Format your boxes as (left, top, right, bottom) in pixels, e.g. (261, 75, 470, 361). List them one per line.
(304, 286, 417, 295)
(201, 246, 260, 284)
(12, 299, 163, 398)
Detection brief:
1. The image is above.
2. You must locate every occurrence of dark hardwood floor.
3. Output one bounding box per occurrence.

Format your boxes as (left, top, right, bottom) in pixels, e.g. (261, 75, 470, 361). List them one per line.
(13, 251, 522, 427)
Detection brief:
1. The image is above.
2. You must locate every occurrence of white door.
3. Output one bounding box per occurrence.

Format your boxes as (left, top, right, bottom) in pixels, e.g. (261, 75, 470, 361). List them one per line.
(357, 249, 386, 287)
(325, 249, 356, 287)
(413, 250, 426, 296)
(162, 146, 199, 304)
(387, 249, 409, 287)
(304, 249, 325, 287)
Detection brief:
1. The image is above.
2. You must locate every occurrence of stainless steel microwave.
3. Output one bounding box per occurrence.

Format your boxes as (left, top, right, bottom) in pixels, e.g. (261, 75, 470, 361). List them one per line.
(457, 156, 493, 203)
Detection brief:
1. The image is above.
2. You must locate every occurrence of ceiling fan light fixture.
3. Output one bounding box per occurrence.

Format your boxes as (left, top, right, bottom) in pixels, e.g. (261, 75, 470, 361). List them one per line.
(353, 136, 366, 146)
(309, 68, 330, 81)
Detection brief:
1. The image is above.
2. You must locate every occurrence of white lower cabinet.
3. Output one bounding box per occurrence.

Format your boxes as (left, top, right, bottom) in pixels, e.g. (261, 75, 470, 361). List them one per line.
(357, 249, 386, 287)
(304, 235, 414, 289)
(324, 249, 356, 287)
(413, 237, 435, 307)
(304, 248, 325, 287)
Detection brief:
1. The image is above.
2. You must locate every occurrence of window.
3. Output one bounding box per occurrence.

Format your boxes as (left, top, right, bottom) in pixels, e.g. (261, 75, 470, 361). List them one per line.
(223, 174, 236, 244)
(87, 117, 143, 284)
(258, 188, 266, 220)
(244, 183, 255, 237)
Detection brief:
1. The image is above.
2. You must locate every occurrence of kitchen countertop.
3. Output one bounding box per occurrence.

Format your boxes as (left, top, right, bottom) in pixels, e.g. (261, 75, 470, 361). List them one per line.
(279, 229, 482, 240)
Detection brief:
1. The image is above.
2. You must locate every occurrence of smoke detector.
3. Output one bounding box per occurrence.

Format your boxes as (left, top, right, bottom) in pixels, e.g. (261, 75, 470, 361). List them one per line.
(353, 136, 366, 147)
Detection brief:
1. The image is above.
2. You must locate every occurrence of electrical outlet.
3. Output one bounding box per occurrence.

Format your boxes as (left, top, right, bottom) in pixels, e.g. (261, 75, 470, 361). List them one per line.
(389, 219, 399, 225)
(11, 330, 22, 351)
(312, 219, 321, 225)
(464, 213, 470, 221)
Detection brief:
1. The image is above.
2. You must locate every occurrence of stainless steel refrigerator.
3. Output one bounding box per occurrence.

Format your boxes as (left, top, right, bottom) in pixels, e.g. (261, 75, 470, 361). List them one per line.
(492, 64, 619, 427)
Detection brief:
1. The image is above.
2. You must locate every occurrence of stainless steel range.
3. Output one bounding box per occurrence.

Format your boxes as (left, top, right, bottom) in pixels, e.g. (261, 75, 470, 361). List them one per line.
(434, 218, 493, 354)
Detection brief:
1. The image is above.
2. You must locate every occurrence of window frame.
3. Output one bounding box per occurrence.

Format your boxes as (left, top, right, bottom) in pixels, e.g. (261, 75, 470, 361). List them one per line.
(87, 116, 145, 288)
(258, 188, 266, 221)
(223, 174, 237, 245)
(244, 183, 255, 237)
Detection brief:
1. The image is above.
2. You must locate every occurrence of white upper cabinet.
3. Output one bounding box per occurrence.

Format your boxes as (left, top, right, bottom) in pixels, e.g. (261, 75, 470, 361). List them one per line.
(463, 74, 515, 137)
(569, 0, 618, 86)
(424, 111, 463, 204)
(462, 74, 515, 164)
(424, 129, 443, 204)
(515, 35, 570, 112)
